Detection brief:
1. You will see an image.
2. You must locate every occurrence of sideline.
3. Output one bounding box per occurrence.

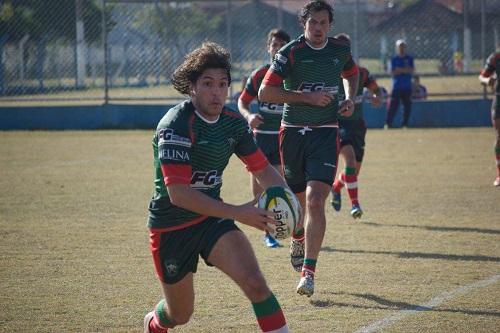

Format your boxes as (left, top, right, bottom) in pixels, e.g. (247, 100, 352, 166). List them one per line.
(355, 274, 500, 333)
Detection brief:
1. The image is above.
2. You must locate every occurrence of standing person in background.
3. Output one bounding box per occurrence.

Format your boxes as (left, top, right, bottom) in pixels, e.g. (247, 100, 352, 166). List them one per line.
(238, 28, 291, 248)
(385, 39, 414, 128)
(331, 33, 383, 219)
(479, 45, 500, 187)
(411, 75, 427, 100)
(259, 0, 359, 297)
(144, 42, 291, 333)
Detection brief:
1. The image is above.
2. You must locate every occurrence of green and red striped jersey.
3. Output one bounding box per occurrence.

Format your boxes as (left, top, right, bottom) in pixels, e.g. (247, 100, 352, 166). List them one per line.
(148, 100, 268, 231)
(240, 64, 283, 133)
(481, 52, 500, 95)
(262, 34, 358, 126)
(338, 66, 379, 121)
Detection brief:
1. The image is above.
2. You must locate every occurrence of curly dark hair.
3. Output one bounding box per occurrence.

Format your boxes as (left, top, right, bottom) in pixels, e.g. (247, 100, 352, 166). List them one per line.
(171, 42, 231, 95)
(298, 0, 334, 27)
(267, 28, 291, 46)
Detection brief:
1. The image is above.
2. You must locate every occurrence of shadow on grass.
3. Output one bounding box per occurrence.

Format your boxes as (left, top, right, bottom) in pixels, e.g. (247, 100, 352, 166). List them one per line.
(320, 246, 500, 262)
(310, 292, 500, 317)
(359, 221, 500, 235)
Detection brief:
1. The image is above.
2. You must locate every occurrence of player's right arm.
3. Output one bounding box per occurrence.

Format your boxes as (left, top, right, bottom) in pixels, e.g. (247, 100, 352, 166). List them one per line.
(258, 49, 333, 107)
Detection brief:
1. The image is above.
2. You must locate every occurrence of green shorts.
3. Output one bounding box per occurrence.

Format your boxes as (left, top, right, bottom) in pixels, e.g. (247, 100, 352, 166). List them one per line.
(338, 119, 367, 163)
(255, 132, 281, 166)
(279, 126, 339, 193)
(149, 217, 240, 284)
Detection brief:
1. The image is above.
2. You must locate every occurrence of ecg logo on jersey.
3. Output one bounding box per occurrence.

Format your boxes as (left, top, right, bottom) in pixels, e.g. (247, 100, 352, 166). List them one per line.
(298, 82, 339, 95)
(259, 102, 284, 114)
(275, 53, 288, 64)
(191, 170, 222, 189)
(159, 148, 190, 162)
(158, 129, 192, 147)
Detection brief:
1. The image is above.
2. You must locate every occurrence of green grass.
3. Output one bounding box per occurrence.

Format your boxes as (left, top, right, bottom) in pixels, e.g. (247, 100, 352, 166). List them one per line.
(0, 129, 499, 332)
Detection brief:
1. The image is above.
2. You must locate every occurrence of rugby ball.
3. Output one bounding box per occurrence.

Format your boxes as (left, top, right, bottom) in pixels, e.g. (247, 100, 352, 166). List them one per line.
(258, 186, 301, 240)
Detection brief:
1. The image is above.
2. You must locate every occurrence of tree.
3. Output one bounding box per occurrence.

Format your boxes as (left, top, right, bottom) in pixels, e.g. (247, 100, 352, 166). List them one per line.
(0, 0, 106, 42)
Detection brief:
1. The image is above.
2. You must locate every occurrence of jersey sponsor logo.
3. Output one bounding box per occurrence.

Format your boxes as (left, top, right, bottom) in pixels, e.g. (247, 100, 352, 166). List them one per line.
(159, 148, 190, 162)
(259, 102, 284, 113)
(271, 62, 284, 73)
(191, 170, 222, 189)
(275, 53, 288, 64)
(298, 82, 339, 95)
(158, 129, 192, 147)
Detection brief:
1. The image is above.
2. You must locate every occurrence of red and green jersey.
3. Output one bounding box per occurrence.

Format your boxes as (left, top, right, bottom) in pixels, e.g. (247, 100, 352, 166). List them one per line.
(148, 100, 268, 231)
(239, 64, 283, 133)
(481, 52, 500, 95)
(262, 34, 358, 126)
(338, 66, 379, 121)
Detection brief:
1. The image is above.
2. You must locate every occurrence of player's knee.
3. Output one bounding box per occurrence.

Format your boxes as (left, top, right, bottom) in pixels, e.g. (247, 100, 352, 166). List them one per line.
(306, 191, 327, 211)
(243, 271, 269, 300)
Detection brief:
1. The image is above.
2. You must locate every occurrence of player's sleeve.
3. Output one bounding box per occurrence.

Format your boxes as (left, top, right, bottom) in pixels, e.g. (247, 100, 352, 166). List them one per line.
(365, 69, 379, 91)
(480, 53, 496, 77)
(156, 126, 193, 186)
(262, 50, 290, 87)
(341, 51, 359, 78)
(239, 73, 257, 104)
(235, 123, 269, 172)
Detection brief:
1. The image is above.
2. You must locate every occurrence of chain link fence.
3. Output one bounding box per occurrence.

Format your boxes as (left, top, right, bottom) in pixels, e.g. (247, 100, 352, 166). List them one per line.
(1, 0, 499, 104)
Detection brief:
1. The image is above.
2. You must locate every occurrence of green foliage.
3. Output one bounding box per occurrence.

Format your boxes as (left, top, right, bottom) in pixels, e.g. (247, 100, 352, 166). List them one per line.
(133, 2, 222, 55)
(0, 0, 106, 42)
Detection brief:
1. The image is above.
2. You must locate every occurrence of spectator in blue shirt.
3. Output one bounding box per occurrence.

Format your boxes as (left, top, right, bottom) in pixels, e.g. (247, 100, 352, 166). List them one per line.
(385, 39, 414, 128)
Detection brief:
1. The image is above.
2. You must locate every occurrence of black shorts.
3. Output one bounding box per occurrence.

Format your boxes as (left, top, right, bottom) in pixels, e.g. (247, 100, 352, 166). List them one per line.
(149, 218, 240, 284)
(255, 132, 281, 166)
(338, 119, 367, 163)
(279, 126, 339, 193)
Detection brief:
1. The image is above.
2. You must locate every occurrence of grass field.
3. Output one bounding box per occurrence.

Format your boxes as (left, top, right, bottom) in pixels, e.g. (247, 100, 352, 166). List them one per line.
(0, 128, 499, 332)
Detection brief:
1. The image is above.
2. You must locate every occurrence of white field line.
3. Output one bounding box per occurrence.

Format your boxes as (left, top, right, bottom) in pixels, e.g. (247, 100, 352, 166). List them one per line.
(355, 274, 500, 333)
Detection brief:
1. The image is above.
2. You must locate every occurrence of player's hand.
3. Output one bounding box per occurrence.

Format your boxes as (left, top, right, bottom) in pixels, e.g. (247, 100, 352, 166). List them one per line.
(304, 91, 333, 107)
(246, 114, 264, 129)
(338, 98, 354, 117)
(370, 95, 382, 108)
(233, 198, 276, 233)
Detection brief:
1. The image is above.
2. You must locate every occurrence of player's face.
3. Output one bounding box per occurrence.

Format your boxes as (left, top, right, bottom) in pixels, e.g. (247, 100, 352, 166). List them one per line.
(304, 10, 331, 48)
(190, 68, 229, 121)
(268, 37, 287, 59)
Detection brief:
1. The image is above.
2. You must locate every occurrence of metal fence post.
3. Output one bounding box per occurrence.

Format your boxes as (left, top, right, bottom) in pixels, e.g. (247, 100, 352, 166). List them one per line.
(102, 0, 109, 105)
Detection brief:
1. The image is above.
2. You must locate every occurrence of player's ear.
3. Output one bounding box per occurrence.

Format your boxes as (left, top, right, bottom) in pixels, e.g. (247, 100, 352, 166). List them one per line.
(189, 82, 196, 96)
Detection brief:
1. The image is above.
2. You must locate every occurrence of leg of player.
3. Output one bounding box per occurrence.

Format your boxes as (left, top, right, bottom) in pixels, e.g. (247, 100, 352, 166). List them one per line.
(385, 92, 400, 129)
(144, 275, 195, 333)
(252, 170, 281, 248)
(296, 181, 330, 297)
(493, 117, 500, 186)
(208, 230, 289, 332)
(331, 144, 361, 218)
(290, 190, 306, 272)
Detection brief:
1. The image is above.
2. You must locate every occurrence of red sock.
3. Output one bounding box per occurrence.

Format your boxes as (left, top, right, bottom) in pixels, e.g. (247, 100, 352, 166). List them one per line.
(332, 174, 344, 193)
(149, 300, 172, 333)
(343, 168, 359, 206)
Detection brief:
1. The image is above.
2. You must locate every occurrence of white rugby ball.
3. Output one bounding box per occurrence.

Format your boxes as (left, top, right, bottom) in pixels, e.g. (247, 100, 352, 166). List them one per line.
(258, 186, 301, 240)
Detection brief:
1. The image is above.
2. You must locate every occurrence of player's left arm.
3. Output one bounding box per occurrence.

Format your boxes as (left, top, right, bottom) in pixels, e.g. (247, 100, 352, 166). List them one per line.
(339, 56, 359, 116)
(479, 53, 496, 87)
(365, 70, 383, 107)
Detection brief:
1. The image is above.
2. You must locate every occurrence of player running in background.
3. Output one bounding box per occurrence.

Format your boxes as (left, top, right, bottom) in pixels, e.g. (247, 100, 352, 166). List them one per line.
(259, 0, 358, 297)
(331, 33, 383, 218)
(479, 45, 500, 187)
(238, 28, 291, 248)
(144, 42, 290, 333)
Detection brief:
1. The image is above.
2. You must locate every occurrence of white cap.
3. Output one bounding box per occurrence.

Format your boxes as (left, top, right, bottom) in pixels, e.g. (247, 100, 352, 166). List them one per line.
(396, 39, 406, 47)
